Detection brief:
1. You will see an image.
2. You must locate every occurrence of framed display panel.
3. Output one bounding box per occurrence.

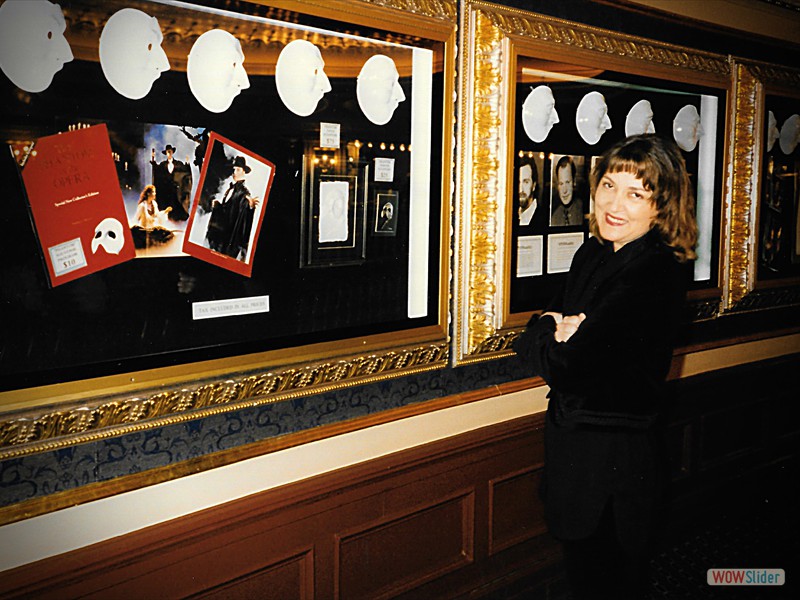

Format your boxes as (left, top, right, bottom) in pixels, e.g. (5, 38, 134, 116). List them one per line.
(0, 0, 455, 457)
(723, 59, 800, 312)
(454, 1, 730, 365)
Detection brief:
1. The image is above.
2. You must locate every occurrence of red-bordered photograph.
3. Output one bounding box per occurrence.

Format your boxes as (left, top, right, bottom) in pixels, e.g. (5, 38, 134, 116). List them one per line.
(183, 132, 275, 277)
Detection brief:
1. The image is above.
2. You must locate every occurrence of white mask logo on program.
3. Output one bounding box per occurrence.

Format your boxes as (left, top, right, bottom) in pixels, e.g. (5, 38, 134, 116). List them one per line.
(92, 218, 125, 255)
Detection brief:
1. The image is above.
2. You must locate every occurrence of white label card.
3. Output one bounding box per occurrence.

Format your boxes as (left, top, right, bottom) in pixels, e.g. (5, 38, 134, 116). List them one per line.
(516, 235, 543, 277)
(192, 295, 270, 320)
(547, 232, 584, 274)
(49, 238, 87, 277)
(320, 122, 340, 148)
(374, 158, 395, 182)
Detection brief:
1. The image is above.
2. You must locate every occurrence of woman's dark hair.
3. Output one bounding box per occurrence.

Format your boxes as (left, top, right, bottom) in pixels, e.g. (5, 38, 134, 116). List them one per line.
(589, 134, 698, 262)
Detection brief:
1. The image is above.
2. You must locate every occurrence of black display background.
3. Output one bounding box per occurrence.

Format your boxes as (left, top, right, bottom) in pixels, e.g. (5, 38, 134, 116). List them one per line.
(0, 2, 445, 392)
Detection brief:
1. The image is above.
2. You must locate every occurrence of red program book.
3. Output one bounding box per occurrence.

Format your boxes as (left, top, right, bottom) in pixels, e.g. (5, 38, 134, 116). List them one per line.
(20, 124, 135, 286)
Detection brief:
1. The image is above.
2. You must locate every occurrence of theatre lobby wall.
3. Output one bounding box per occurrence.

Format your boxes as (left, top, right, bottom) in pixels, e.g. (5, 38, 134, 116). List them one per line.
(1, 1, 799, 598)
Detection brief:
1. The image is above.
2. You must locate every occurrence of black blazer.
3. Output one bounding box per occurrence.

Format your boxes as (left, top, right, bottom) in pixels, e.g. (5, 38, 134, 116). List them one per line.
(514, 230, 688, 546)
(515, 229, 686, 429)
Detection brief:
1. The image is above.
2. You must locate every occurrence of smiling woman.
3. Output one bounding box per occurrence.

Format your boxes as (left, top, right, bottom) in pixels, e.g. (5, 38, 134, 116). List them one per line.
(514, 134, 698, 599)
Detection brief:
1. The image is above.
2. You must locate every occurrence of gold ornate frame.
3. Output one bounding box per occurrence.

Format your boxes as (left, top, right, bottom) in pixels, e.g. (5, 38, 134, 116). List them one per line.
(723, 58, 800, 312)
(0, 0, 457, 458)
(453, 0, 731, 365)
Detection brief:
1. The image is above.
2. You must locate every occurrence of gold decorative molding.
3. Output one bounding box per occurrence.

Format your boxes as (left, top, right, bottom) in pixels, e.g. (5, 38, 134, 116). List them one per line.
(356, 0, 457, 20)
(0, 344, 448, 459)
(454, 7, 506, 363)
(480, 4, 730, 77)
(746, 62, 800, 90)
(725, 62, 761, 310)
(454, 1, 731, 364)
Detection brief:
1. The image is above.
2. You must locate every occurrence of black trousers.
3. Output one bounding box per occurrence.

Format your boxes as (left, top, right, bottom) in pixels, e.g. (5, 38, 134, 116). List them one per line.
(562, 500, 651, 600)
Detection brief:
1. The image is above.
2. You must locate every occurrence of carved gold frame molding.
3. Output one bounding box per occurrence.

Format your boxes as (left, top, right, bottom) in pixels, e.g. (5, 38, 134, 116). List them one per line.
(723, 59, 800, 312)
(0, 0, 457, 459)
(453, 0, 730, 365)
(0, 343, 448, 459)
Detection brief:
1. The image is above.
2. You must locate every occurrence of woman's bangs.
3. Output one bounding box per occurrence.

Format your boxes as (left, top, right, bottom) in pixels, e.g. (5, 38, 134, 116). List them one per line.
(606, 156, 655, 191)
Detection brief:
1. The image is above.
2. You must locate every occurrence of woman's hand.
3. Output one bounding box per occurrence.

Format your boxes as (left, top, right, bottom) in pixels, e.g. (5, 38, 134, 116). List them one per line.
(554, 313, 586, 343)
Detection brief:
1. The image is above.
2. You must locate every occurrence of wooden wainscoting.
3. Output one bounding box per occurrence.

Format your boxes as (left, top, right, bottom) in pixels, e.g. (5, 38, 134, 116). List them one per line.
(2, 354, 798, 599)
(0, 413, 562, 600)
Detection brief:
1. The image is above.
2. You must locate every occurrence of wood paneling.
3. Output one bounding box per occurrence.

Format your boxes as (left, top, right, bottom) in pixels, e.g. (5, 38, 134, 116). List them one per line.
(1, 355, 798, 599)
(191, 550, 314, 600)
(489, 466, 546, 555)
(0, 414, 552, 600)
(336, 492, 474, 599)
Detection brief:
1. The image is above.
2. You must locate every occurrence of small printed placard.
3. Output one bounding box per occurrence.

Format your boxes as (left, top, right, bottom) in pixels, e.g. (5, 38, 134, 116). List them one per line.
(374, 157, 395, 182)
(48, 238, 87, 278)
(547, 232, 584, 274)
(516, 235, 543, 277)
(192, 295, 270, 320)
(320, 122, 341, 149)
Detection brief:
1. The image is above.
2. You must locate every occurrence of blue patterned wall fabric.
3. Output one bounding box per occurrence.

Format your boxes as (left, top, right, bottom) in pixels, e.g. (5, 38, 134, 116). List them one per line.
(0, 357, 531, 508)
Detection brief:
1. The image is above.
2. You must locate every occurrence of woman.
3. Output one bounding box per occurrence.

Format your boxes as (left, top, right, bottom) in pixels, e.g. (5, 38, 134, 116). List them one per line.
(131, 184, 173, 249)
(514, 134, 697, 598)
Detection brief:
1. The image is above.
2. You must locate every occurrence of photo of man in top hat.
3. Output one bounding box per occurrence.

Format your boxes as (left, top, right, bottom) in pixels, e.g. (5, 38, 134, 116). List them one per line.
(150, 143, 191, 220)
(206, 154, 261, 261)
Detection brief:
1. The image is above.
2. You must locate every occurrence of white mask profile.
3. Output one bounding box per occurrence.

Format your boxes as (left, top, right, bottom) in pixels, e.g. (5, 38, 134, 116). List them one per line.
(767, 111, 779, 153)
(187, 29, 250, 113)
(625, 99, 655, 137)
(522, 85, 559, 143)
(91, 218, 125, 255)
(779, 114, 799, 155)
(357, 54, 406, 126)
(576, 91, 612, 145)
(275, 39, 331, 117)
(99, 8, 169, 100)
(673, 104, 703, 152)
(0, 0, 73, 93)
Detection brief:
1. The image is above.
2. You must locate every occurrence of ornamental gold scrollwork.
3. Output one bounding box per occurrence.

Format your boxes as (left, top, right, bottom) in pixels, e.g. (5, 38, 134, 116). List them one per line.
(481, 6, 729, 76)
(725, 62, 761, 310)
(0, 344, 448, 458)
(358, 0, 456, 20)
(461, 8, 505, 358)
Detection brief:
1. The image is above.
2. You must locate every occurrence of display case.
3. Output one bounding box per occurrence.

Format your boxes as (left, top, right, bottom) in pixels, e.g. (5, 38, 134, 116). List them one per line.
(454, 0, 730, 364)
(0, 0, 456, 457)
(724, 59, 800, 312)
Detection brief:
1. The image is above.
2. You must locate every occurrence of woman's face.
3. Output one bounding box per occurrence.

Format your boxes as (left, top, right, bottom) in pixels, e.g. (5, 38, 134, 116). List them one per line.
(593, 170, 657, 251)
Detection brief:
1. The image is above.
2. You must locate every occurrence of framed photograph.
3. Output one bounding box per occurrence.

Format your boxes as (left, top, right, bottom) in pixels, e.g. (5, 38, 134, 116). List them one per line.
(374, 191, 399, 236)
(184, 132, 274, 277)
(0, 0, 455, 458)
(454, 1, 730, 364)
(300, 151, 366, 267)
(723, 59, 800, 312)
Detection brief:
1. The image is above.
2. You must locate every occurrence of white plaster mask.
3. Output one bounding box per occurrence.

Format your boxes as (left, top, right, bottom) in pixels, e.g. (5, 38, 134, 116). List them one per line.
(673, 104, 703, 152)
(767, 111, 779, 152)
(576, 91, 612, 145)
(187, 29, 250, 113)
(99, 8, 170, 100)
(91, 218, 125, 255)
(625, 99, 655, 137)
(522, 85, 559, 143)
(357, 54, 406, 125)
(779, 114, 800, 155)
(0, 0, 73, 93)
(275, 39, 331, 117)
